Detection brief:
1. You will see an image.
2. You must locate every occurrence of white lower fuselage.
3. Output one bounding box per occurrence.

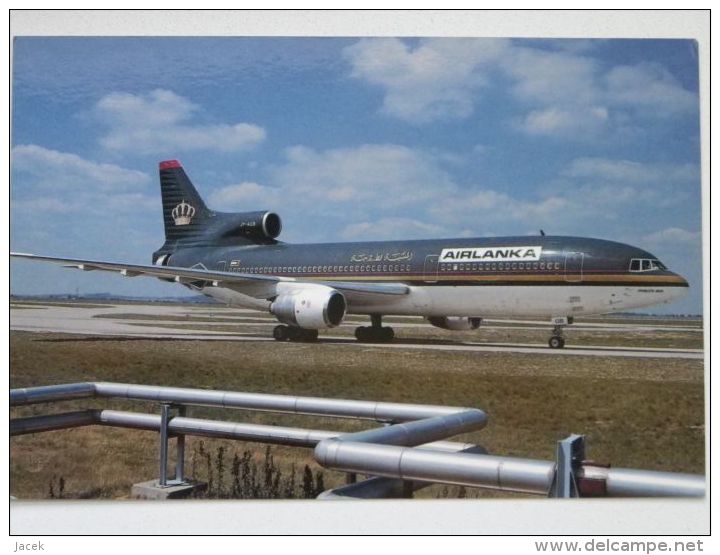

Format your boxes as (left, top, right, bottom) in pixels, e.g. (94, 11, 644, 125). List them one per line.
(203, 283, 685, 321)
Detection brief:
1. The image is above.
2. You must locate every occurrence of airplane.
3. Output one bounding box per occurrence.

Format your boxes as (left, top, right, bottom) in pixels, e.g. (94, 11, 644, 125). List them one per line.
(11, 159, 689, 348)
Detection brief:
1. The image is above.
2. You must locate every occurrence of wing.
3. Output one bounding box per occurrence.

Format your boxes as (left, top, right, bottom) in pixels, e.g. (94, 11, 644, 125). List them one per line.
(10, 252, 410, 302)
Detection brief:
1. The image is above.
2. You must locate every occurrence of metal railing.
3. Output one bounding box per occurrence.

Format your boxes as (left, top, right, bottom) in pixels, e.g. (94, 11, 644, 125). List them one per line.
(10, 382, 705, 498)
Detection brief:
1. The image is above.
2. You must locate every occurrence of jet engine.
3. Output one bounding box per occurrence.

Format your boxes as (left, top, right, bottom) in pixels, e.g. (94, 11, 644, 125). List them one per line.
(427, 316, 482, 331)
(270, 286, 347, 329)
(217, 211, 282, 241)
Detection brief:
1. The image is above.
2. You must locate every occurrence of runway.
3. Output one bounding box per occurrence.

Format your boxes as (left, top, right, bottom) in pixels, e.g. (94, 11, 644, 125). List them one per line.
(10, 301, 703, 360)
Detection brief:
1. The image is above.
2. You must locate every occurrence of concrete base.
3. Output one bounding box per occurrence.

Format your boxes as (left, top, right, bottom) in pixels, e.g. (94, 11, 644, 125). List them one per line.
(131, 480, 207, 500)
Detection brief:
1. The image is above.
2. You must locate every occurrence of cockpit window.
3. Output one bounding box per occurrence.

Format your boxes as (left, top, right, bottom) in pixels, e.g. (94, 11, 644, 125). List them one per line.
(629, 258, 666, 272)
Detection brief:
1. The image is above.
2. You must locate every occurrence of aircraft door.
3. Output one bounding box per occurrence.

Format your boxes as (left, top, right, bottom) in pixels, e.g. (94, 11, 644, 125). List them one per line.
(564, 252, 584, 282)
(423, 255, 439, 283)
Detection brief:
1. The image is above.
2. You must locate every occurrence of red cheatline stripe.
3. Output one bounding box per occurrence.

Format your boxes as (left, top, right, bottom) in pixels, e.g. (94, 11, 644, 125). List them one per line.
(159, 160, 182, 169)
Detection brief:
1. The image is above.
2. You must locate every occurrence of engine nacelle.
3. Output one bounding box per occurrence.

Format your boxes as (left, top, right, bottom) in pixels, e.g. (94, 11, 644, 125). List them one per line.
(427, 316, 482, 331)
(270, 287, 346, 329)
(217, 211, 282, 241)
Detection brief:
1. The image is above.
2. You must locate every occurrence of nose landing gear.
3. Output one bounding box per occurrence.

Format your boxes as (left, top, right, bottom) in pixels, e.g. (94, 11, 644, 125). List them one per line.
(548, 317, 573, 349)
(355, 314, 395, 343)
(548, 333, 565, 349)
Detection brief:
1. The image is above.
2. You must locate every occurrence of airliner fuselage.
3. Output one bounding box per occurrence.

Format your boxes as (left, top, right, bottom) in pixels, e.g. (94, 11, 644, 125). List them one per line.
(167, 235, 687, 320)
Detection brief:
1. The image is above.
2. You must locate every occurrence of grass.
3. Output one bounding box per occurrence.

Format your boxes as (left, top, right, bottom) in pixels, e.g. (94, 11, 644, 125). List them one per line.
(9, 322, 705, 500)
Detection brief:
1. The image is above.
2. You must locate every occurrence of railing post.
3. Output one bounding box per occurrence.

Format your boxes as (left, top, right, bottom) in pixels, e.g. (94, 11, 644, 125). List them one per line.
(158, 404, 189, 487)
(159, 403, 171, 487)
(551, 434, 585, 498)
(175, 406, 187, 483)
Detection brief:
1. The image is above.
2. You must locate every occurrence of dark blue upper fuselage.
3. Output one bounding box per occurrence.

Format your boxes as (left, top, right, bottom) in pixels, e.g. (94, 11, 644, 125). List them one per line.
(163, 235, 686, 287)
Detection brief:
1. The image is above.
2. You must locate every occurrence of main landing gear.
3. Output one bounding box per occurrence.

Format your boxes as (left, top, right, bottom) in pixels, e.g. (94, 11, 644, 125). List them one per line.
(273, 325, 319, 342)
(355, 314, 395, 343)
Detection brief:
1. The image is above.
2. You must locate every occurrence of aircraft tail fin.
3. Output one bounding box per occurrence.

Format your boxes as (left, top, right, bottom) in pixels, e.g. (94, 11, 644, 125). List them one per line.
(158, 159, 212, 242)
(154, 160, 281, 264)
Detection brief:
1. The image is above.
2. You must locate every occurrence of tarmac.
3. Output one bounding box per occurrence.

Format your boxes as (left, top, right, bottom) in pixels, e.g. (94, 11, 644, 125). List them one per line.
(10, 302, 704, 360)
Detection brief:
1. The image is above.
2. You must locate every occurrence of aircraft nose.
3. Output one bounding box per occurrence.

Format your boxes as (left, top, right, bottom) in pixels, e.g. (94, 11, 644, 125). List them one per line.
(674, 272, 689, 288)
(663, 272, 689, 304)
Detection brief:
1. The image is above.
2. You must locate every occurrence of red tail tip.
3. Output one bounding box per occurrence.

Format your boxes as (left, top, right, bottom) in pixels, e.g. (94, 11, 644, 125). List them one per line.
(159, 160, 182, 170)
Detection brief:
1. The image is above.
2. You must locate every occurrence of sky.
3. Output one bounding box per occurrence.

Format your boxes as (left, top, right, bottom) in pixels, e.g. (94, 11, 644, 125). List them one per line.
(10, 37, 703, 314)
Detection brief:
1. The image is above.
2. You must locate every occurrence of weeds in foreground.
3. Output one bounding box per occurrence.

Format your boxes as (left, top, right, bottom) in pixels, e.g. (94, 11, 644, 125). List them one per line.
(191, 442, 326, 499)
(48, 475, 65, 499)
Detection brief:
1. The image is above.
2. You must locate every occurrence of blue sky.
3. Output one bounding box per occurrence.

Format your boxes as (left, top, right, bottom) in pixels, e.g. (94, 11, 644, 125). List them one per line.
(10, 37, 702, 314)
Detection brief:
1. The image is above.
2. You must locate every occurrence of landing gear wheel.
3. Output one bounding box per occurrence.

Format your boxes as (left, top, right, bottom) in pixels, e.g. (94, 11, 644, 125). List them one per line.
(355, 326, 371, 342)
(380, 327, 395, 342)
(298, 329, 319, 342)
(273, 325, 289, 341)
(355, 325, 394, 343)
(286, 327, 319, 342)
(548, 336, 565, 349)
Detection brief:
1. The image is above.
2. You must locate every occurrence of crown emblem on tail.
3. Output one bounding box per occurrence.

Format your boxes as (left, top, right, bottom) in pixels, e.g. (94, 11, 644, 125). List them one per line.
(172, 200, 195, 226)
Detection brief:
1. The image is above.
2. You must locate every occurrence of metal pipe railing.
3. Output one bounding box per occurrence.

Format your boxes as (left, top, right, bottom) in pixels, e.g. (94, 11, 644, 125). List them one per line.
(332, 409, 487, 447)
(9, 409, 99, 435)
(314, 441, 705, 497)
(9, 410, 483, 453)
(318, 444, 488, 500)
(580, 465, 706, 498)
(10, 383, 96, 405)
(315, 440, 556, 495)
(11, 382, 475, 423)
(10, 382, 705, 498)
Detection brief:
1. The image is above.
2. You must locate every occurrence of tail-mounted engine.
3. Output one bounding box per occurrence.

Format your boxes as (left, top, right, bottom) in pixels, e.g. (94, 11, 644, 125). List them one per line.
(270, 286, 346, 329)
(215, 211, 282, 241)
(427, 316, 482, 331)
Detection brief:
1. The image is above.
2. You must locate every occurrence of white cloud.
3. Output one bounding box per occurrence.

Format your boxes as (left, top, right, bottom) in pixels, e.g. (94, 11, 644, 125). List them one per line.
(195, 144, 461, 242)
(341, 218, 445, 240)
(199, 143, 575, 240)
(519, 106, 608, 136)
(642, 227, 702, 245)
(604, 63, 697, 116)
(96, 88, 195, 127)
(343, 38, 509, 123)
(12, 197, 76, 214)
(429, 188, 569, 227)
(95, 89, 266, 154)
(271, 144, 454, 205)
(12, 144, 150, 191)
(344, 38, 697, 135)
(504, 46, 599, 106)
(209, 182, 270, 209)
(12, 145, 155, 216)
(562, 157, 699, 184)
(198, 146, 698, 247)
(534, 157, 703, 225)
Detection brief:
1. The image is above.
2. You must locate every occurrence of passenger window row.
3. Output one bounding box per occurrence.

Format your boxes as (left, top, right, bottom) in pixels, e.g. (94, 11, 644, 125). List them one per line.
(230, 264, 413, 274)
(440, 261, 561, 271)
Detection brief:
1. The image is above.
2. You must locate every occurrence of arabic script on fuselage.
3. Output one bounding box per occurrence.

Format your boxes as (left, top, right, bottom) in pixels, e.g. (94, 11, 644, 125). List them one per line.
(350, 251, 414, 263)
